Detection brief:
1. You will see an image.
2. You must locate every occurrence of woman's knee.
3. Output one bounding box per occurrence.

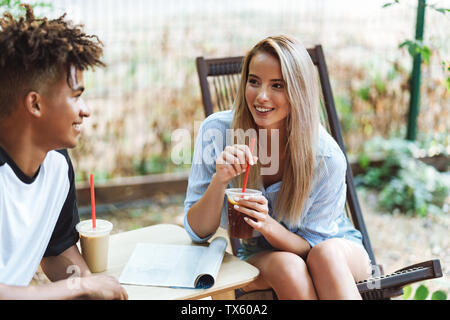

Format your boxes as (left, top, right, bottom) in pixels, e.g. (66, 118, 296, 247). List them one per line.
(306, 238, 346, 273)
(255, 251, 317, 300)
(265, 251, 309, 281)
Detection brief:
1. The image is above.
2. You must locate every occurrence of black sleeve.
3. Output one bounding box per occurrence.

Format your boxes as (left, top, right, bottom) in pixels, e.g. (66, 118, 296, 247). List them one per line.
(43, 149, 80, 257)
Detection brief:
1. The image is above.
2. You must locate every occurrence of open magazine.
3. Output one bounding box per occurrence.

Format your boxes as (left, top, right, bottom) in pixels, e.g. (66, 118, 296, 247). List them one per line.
(118, 237, 228, 289)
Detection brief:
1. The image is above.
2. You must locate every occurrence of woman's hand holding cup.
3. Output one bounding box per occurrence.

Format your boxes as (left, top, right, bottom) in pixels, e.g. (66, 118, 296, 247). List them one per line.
(233, 195, 274, 236)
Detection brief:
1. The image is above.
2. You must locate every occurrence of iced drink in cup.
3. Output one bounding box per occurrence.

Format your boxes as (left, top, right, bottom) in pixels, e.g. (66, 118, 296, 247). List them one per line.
(225, 188, 262, 239)
(76, 219, 113, 273)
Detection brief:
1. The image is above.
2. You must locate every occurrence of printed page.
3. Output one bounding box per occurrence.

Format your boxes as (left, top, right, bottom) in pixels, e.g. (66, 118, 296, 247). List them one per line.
(118, 237, 227, 289)
(119, 243, 203, 287)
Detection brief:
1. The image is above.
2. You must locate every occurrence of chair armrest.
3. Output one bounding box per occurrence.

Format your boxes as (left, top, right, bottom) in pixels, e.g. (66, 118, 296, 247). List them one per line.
(357, 259, 442, 295)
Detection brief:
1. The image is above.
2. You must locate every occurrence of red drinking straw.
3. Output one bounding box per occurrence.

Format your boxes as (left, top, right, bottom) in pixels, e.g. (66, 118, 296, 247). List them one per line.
(242, 138, 256, 193)
(90, 174, 96, 229)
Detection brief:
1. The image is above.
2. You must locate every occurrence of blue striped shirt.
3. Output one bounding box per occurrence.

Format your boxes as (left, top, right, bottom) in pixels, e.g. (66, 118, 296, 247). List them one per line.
(184, 110, 363, 253)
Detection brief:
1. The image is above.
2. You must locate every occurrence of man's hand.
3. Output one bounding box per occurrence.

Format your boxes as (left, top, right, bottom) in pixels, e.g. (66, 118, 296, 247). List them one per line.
(39, 245, 128, 300)
(0, 275, 128, 300)
(80, 274, 128, 300)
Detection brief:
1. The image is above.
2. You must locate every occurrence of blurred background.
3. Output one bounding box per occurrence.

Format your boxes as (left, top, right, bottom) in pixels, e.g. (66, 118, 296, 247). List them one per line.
(3, 0, 446, 181)
(2, 0, 449, 299)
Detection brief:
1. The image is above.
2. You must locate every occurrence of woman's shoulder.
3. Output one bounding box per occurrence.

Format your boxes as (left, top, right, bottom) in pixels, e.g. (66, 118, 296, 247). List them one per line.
(200, 110, 234, 131)
(317, 125, 345, 158)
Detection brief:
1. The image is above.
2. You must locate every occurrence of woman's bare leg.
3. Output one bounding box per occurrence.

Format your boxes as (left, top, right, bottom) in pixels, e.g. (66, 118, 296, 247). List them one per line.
(306, 238, 371, 300)
(241, 250, 317, 300)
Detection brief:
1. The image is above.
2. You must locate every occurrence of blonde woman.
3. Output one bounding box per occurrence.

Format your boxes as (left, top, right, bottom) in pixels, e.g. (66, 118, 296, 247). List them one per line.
(184, 35, 371, 299)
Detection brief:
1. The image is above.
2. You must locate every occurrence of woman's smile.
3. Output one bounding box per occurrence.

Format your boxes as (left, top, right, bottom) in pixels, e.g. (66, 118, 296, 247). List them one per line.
(254, 104, 275, 114)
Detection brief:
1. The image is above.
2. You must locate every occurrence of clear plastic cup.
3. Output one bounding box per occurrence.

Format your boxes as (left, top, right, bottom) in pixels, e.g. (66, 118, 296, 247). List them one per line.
(225, 188, 262, 239)
(76, 219, 113, 273)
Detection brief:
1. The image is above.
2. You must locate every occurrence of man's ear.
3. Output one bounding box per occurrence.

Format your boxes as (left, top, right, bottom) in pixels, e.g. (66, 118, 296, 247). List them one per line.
(24, 91, 42, 118)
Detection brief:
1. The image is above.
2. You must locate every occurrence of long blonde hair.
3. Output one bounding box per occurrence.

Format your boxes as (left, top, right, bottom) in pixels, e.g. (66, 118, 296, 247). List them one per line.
(232, 35, 320, 226)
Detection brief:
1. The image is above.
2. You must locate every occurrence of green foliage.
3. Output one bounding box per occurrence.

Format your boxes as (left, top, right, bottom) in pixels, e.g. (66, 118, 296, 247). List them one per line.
(373, 74, 387, 94)
(132, 153, 192, 176)
(399, 39, 431, 64)
(414, 284, 429, 300)
(403, 283, 448, 300)
(378, 161, 448, 217)
(134, 155, 169, 175)
(129, 208, 146, 219)
(383, 0, 449, 15)
(402, 285, 412, 299)
(358, 152, 371, 170)
(356, 137, 449, 216)
(382, 0, 400, 8)
(74, 170, 111, 184)
(0, 0, 52, 17)
(431, 290, 448, 300)
(426, 4, 450, 15)
(335, 96, 358, 133)
(357, 86, 370, 102)
(0, 0, 21, 8)
(415, 131, 449, 158)
(383, 0, 449, 91)
(354, 66, 397, 104)
(91, 171, 111, 184)
(444, 61, 450, 93)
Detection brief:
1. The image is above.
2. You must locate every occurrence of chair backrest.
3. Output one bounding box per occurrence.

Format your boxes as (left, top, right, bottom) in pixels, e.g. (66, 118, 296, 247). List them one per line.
(195, 45, 377, 265)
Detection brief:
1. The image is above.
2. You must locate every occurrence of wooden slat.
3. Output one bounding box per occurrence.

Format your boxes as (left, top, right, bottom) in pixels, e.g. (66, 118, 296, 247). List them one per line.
(74, 155, 447, 208)
(76, 161, 390, 207)
(75, 172, 189, 207)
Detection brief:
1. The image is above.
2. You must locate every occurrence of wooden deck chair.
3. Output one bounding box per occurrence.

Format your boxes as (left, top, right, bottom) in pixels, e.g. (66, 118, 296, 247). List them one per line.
(195, 45, 442, 300)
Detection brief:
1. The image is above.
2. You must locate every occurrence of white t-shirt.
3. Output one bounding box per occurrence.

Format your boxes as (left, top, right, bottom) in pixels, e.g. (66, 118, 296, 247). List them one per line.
(0, 146, 80, 286)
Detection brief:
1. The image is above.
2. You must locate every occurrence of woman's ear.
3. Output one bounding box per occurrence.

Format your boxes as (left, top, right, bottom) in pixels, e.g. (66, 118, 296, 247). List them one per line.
(24, 91, 42, 118)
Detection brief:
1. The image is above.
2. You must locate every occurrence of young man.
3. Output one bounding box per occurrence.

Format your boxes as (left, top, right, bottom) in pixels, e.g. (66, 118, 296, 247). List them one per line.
(0, 4, 127, 299)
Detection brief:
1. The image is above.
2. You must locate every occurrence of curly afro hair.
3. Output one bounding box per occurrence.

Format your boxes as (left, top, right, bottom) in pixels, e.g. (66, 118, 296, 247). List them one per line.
(0, 4, 105, 118)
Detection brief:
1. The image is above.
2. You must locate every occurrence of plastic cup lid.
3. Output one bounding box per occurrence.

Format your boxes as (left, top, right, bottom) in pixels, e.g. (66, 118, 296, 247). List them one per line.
(76, 219, 113, 236)
(225, 188, 262, 198)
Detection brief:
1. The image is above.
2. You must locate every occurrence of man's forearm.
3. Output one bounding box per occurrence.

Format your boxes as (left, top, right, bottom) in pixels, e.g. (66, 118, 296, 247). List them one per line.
(0, 281, 85, 300)
(1, 245, 93, 300)
(40, 245, 91, 281)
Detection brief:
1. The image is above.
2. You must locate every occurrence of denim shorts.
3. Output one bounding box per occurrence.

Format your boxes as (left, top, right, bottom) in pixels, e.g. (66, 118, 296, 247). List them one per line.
(236, 230, 365, 262)
(237, 236, 275, 261)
